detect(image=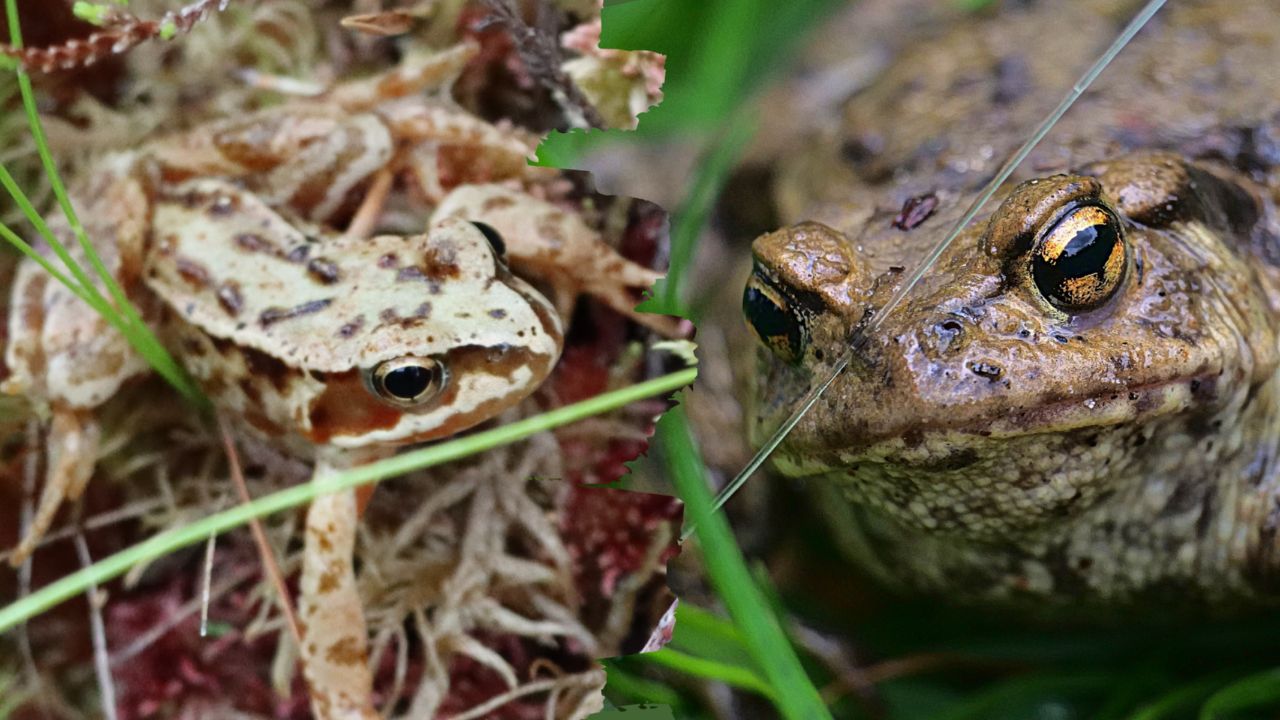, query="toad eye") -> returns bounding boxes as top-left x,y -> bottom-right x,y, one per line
1031,202 -> 1127,312
469,221 -> 507,262
743,276 -> 806,364
365,357 -> 448,407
